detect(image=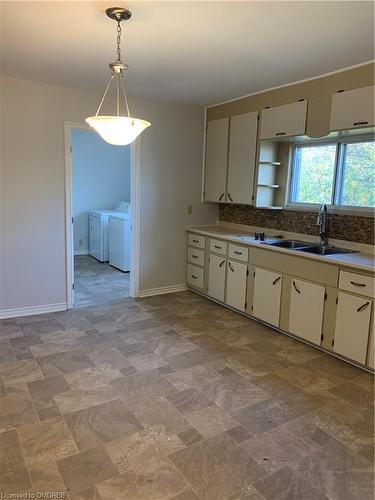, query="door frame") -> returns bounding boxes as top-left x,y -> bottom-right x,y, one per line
64,121 -> 141,308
